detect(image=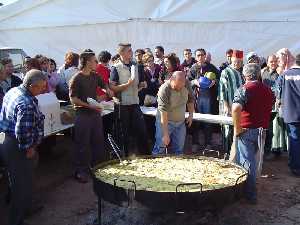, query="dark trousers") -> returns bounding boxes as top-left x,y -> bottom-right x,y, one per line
0,134 -> 33,225
74,112 -> 105,173
221,125 -> 233,154
287,123 -> 300,170
265,112 -> 277,153
118,104 -> 148,156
